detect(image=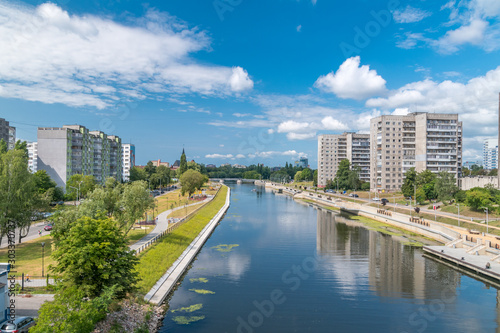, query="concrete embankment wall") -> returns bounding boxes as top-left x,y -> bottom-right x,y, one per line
144,187 -> 231,305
